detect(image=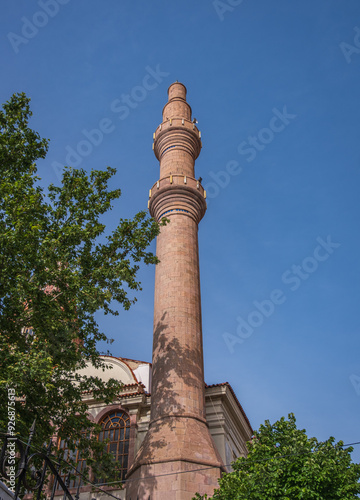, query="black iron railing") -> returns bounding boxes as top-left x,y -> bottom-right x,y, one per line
0,420 -> 80,500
